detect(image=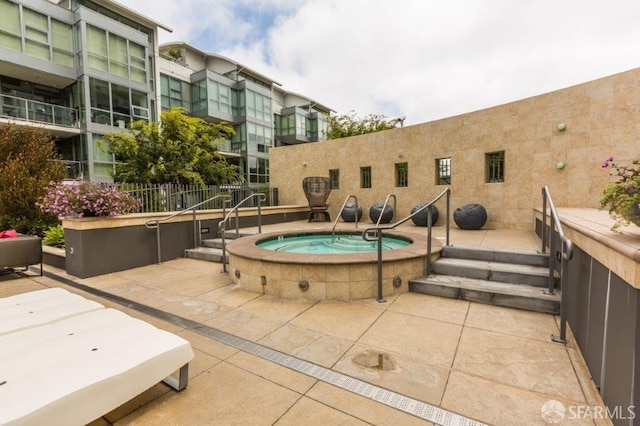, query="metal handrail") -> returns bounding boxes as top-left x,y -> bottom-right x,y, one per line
540,186 -> 573,344
218,193 -> 267,272
145,194 -> 232,264
331,195 -> 359,238
375,194 -> 397,227
362,188 -> 451,302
